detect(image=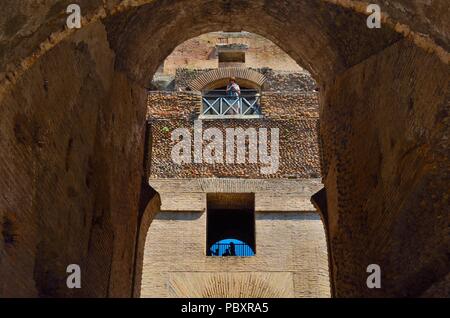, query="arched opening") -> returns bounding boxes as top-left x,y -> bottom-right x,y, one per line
142,30 -> 329,297
0,0 -> 448,298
